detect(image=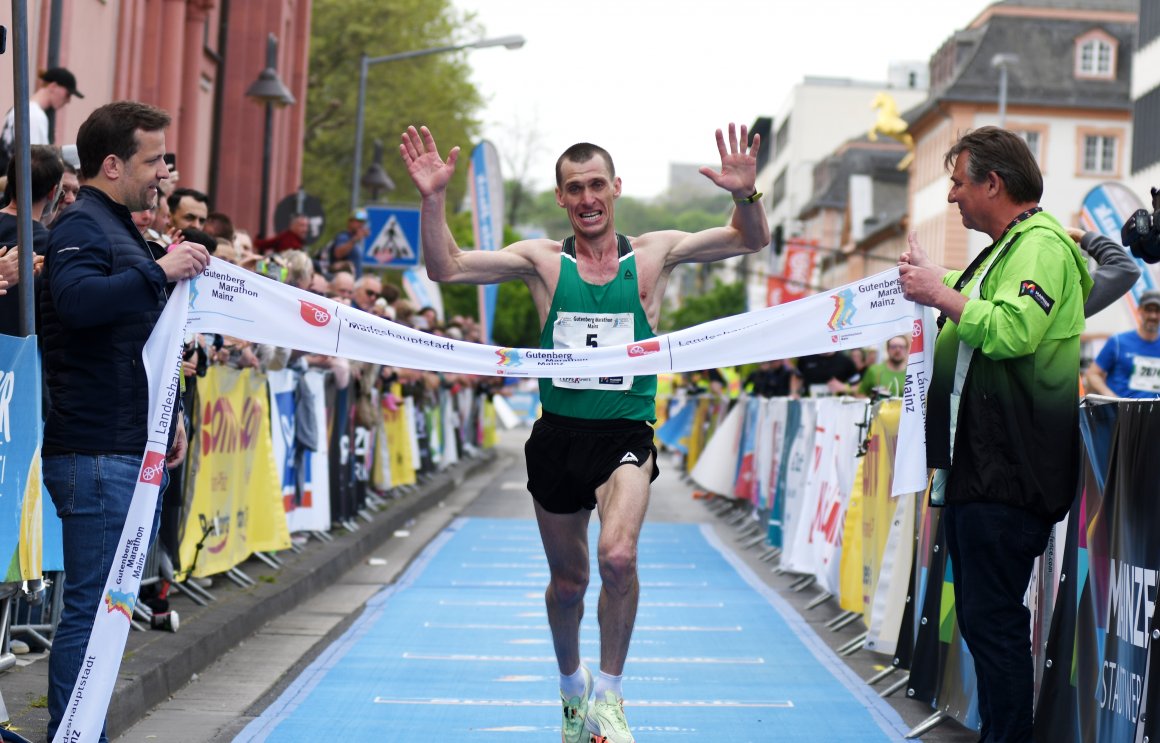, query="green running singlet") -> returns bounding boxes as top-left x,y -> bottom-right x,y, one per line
537,233 -> 657,421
